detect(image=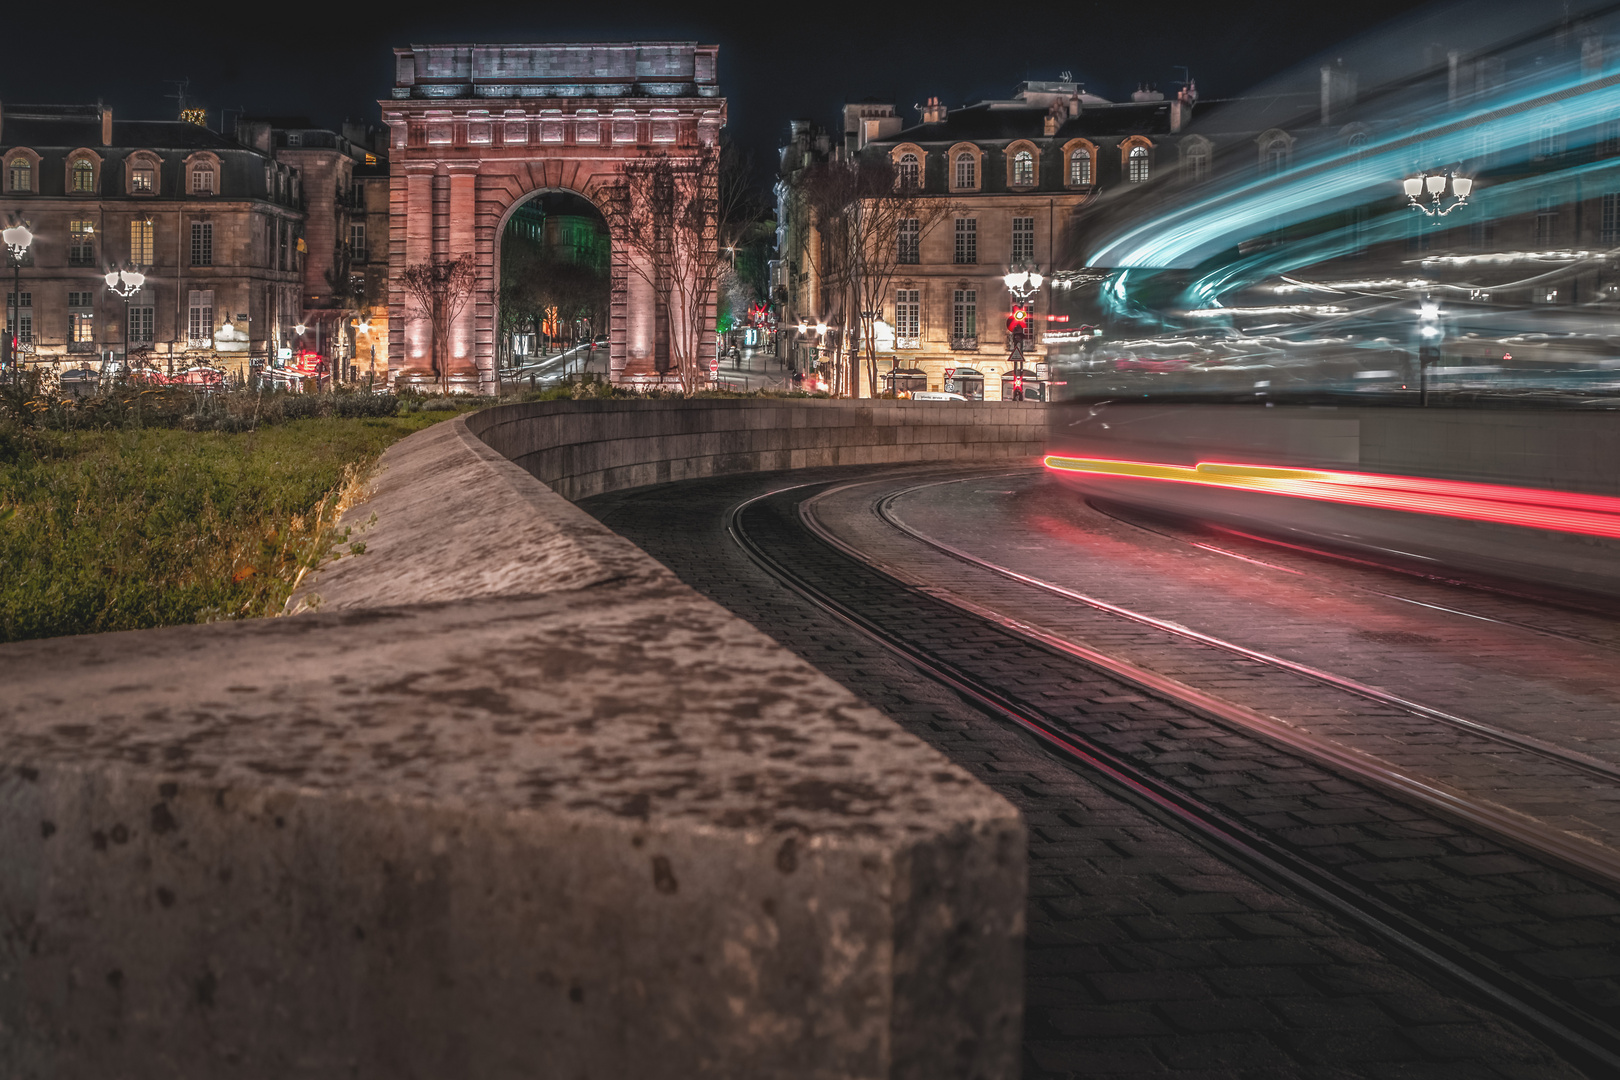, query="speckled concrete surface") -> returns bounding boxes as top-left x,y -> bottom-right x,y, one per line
0,411 -> 1027,1079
